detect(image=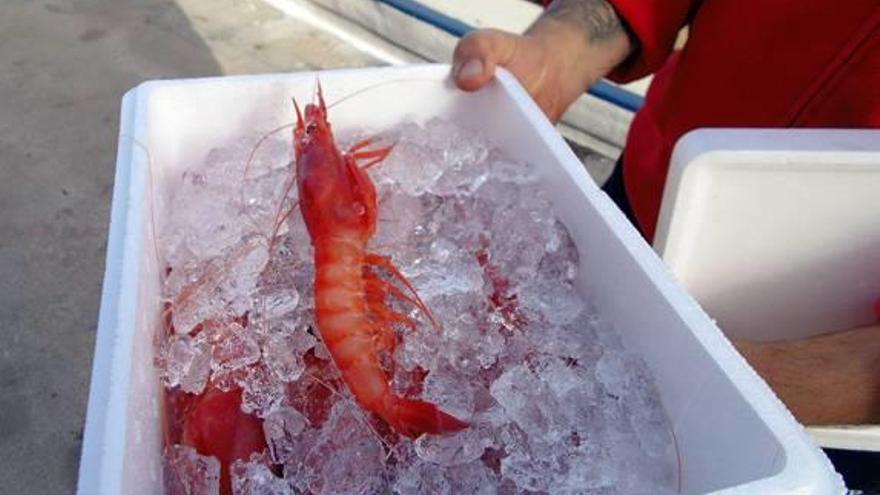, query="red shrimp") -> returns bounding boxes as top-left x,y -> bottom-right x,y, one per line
291,83 -> 468,438
166,383 -> 267,494
161,312 -> 269,495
